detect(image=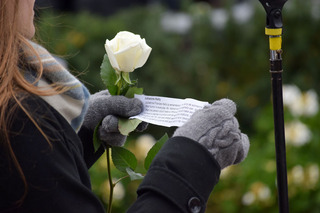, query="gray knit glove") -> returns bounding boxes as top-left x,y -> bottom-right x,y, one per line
173,98 -> 249,169
83,90 -> 148,147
